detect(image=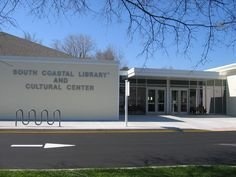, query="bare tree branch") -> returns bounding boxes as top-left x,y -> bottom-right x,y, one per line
1,0 -> 236,65
0,0 -> 19,27
23,31 -> 42,44
96,46 -> 123,62
52,34 -> 95,59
